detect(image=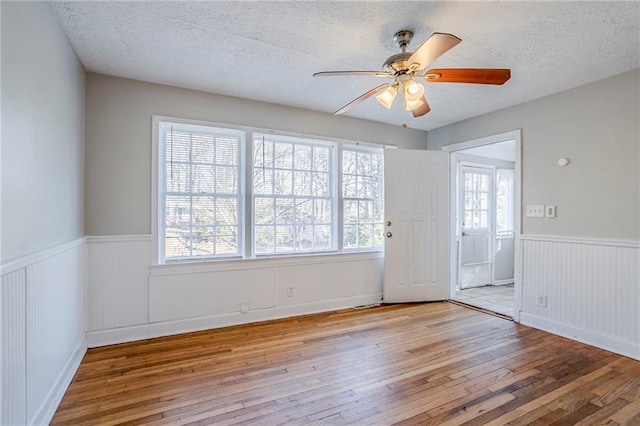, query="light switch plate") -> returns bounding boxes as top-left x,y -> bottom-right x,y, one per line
526,205 -> 545,217
545,205 -> 556,218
